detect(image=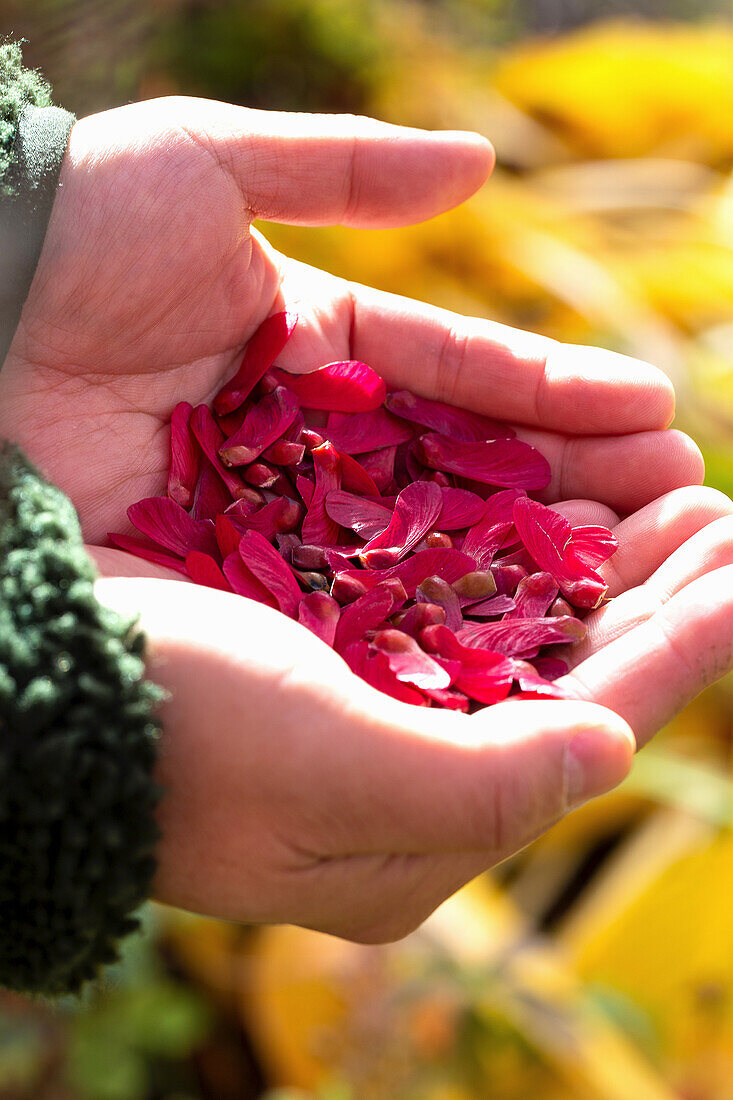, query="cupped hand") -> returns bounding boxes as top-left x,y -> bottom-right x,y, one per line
96,575 -> 636,941
90,484 -> 733,940
0,95 -> 701,544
